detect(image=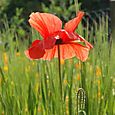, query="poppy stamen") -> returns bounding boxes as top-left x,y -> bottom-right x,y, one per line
55,39 -> 63,45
